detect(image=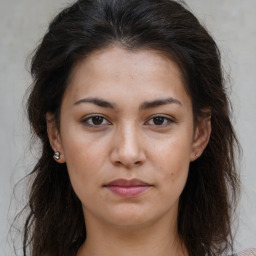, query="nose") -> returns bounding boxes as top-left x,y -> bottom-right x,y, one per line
110,123 -> 146,168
